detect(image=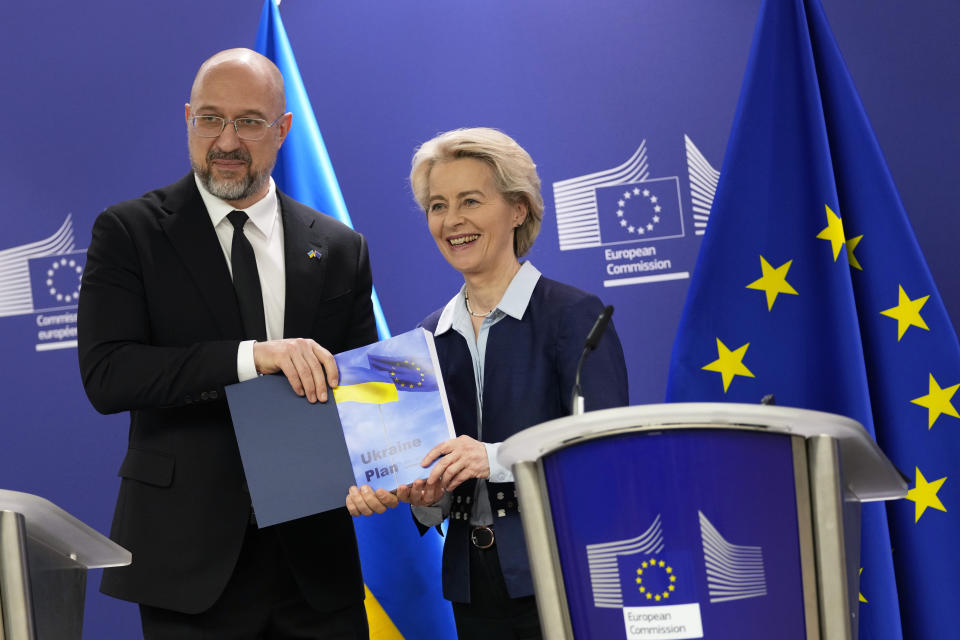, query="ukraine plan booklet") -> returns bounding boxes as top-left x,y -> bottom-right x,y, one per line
226,328 -> 456,526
